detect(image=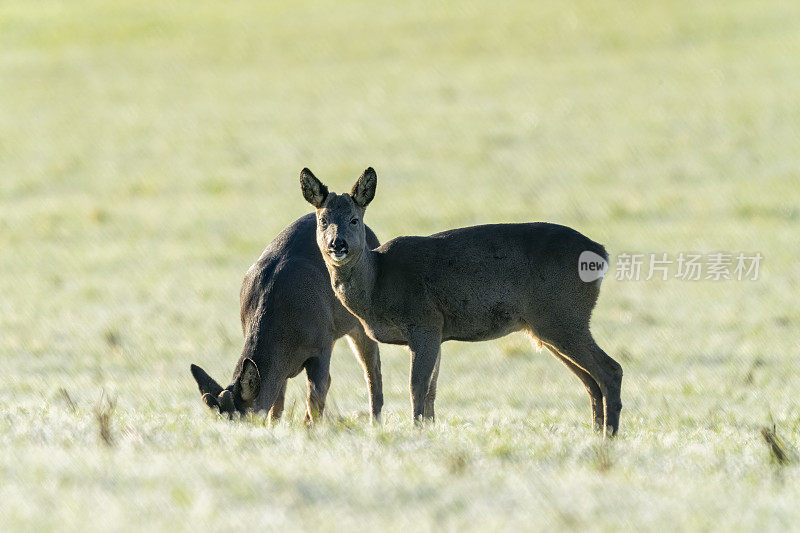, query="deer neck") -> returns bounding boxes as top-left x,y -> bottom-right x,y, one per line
328,249 -> 376,319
